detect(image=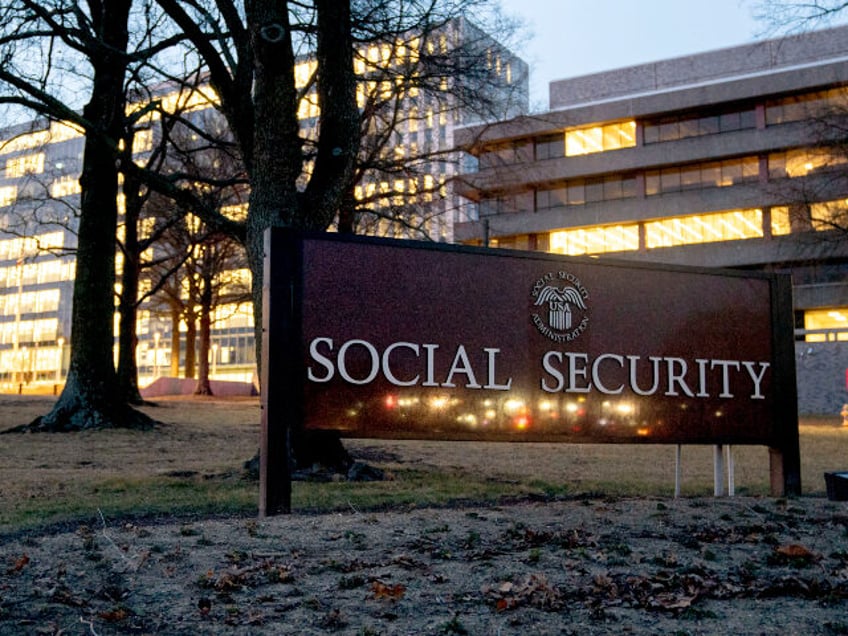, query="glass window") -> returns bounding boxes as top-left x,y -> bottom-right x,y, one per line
536,186 -> 567,210
584,178 -> 604,203
679,165 -> 701,190
770,206 -> 791,236
549,224 -> 639,256
643,124 -> 659,145
810,199 -> 848,231
5,152 -> 45,178
535,134 -> 564,161
679,118 -> 700,138
660,169 -> 680,193
645,171 -> 660,196
658,122 -> 678,142
566,181 -> 584,205
645,208 -> 763,248
700,162 -> 721,188
768,153 -> 787,178
603,176 -> 623,200
0,186 -> 16,207
566,126 -> 601,156
565,121 -> 636,156
698,116 -> 719,136
739,109 -> 757,129
742,156 -> 760,180
803,308 -> 848,342
620,175 -> 637,199
719,111 -> 741,132
721,160 -> 742,186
